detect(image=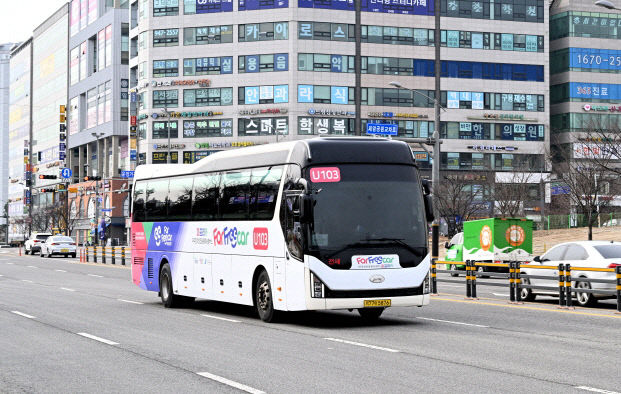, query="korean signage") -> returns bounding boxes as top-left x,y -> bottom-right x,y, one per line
367,112 -> 428,119
239,108 -> 287,115
583,104 -> 621,112
569,48 -> 621,71
194,141 -> 258,149
239,0 -> 288,10
183,151 -> 218,163
573,143 -> 620,160
244,54 -> 288,72
183,119 -> 233,137
244,85 -> 288,105
308,109 -> 355,117
151,111 -> 224,119
152,152 -> 179,164
298,0 -> 434,15
196,0 -> 233,13
447,91 -> 484,110
151,79 -> 211,88
570,82 -> 621,101
239,117 -> 288,136
366,123 -> 398,136
467,145 -> 518,152
153,143 -> 186,150
298,85 -> 348,104
499,124 -> 544,141
298,117 -> 352,135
